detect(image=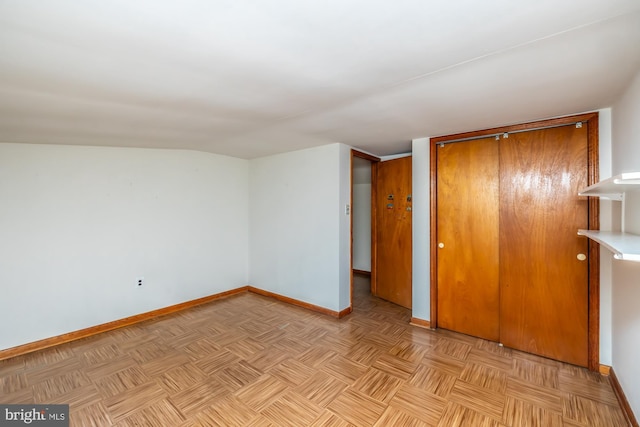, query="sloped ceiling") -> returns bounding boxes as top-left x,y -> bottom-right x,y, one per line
1,1 -> 639,159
